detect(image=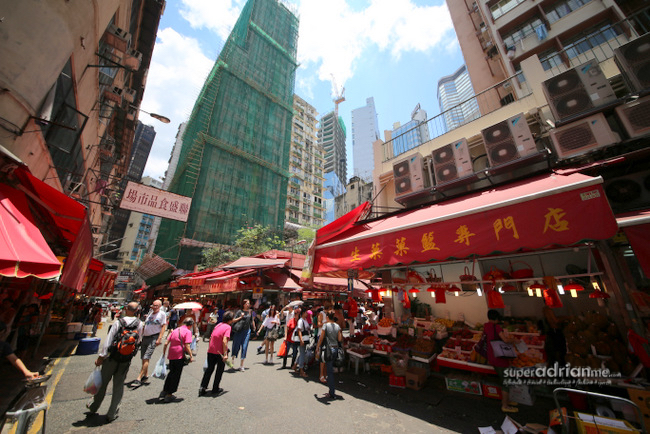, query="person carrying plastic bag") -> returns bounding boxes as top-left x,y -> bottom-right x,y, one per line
152,355 -> 167,380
